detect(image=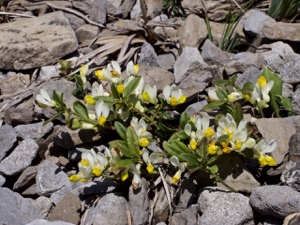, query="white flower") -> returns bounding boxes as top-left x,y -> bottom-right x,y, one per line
126,61 -> 139,76
105,147 -> 121,164
121,163 -> 142,189
227,89 -> 244,103
247,76 -> 274,108
35,89 -> 56,108
141,84 -> 158,104
94,61 -> 122,84
130,117 -> 152,147
170,156 -> 186,184
255,139 -> 277,166
69,149 -> 108,182
85,83 -> 109,106
80,64 -> 88,84
142,148 -> 163,174
95,100 -> 110,126
163,84 -> 186,106
184,115 -> 215,150
207,88 -> 221,102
